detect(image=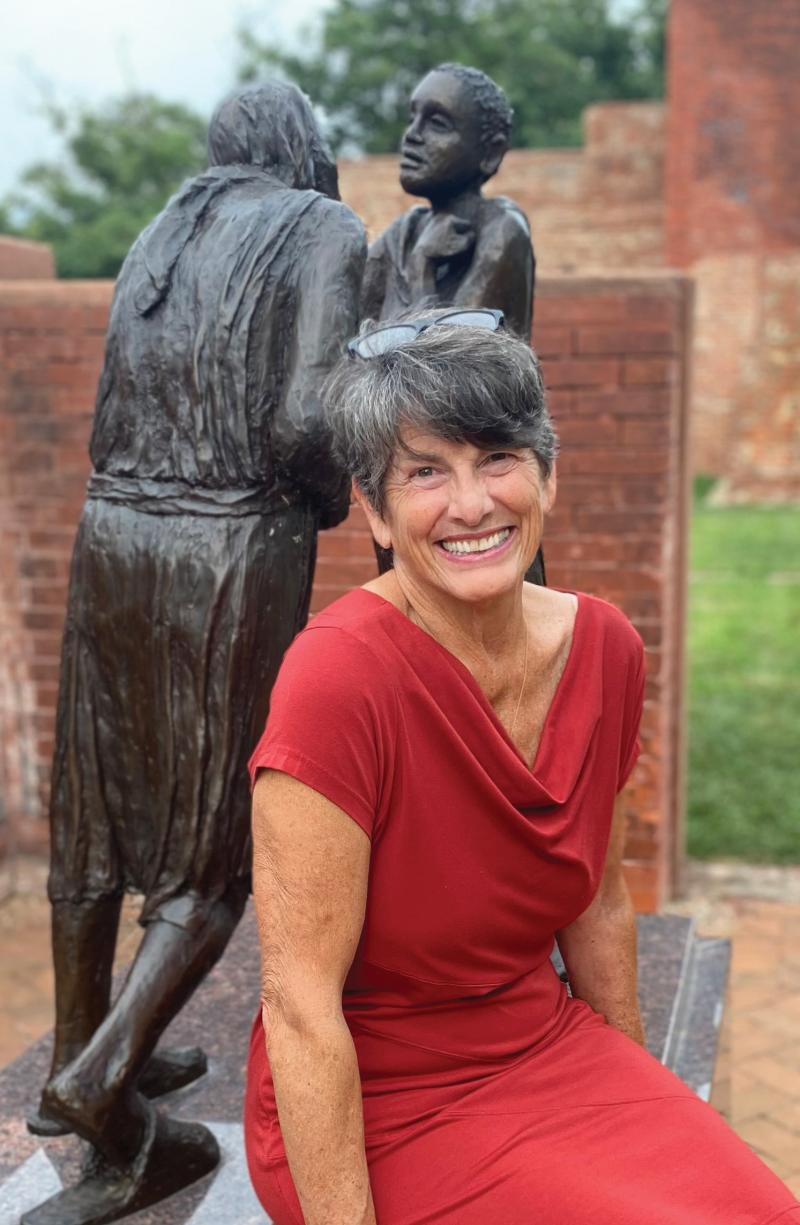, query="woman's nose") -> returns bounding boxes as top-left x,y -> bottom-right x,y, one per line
448,476 -> 494,526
